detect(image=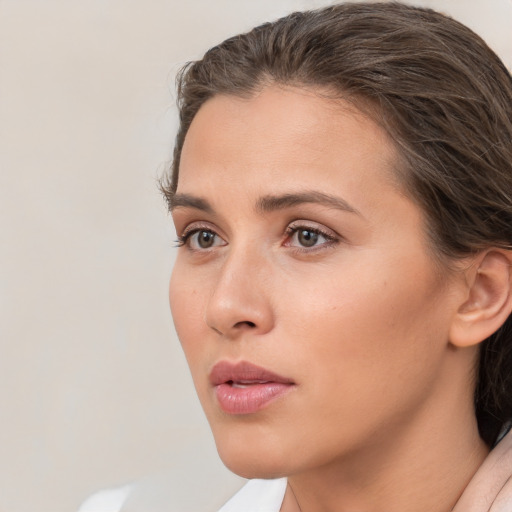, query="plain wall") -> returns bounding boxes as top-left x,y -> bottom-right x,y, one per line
1,1 -> 511,510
